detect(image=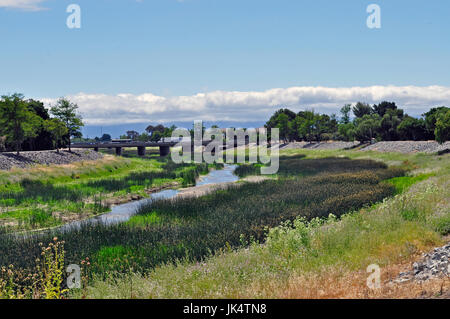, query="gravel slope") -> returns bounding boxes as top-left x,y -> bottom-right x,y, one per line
360,141 -> 450,153
280,141 -> 450,153
0,149 -> 103,170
